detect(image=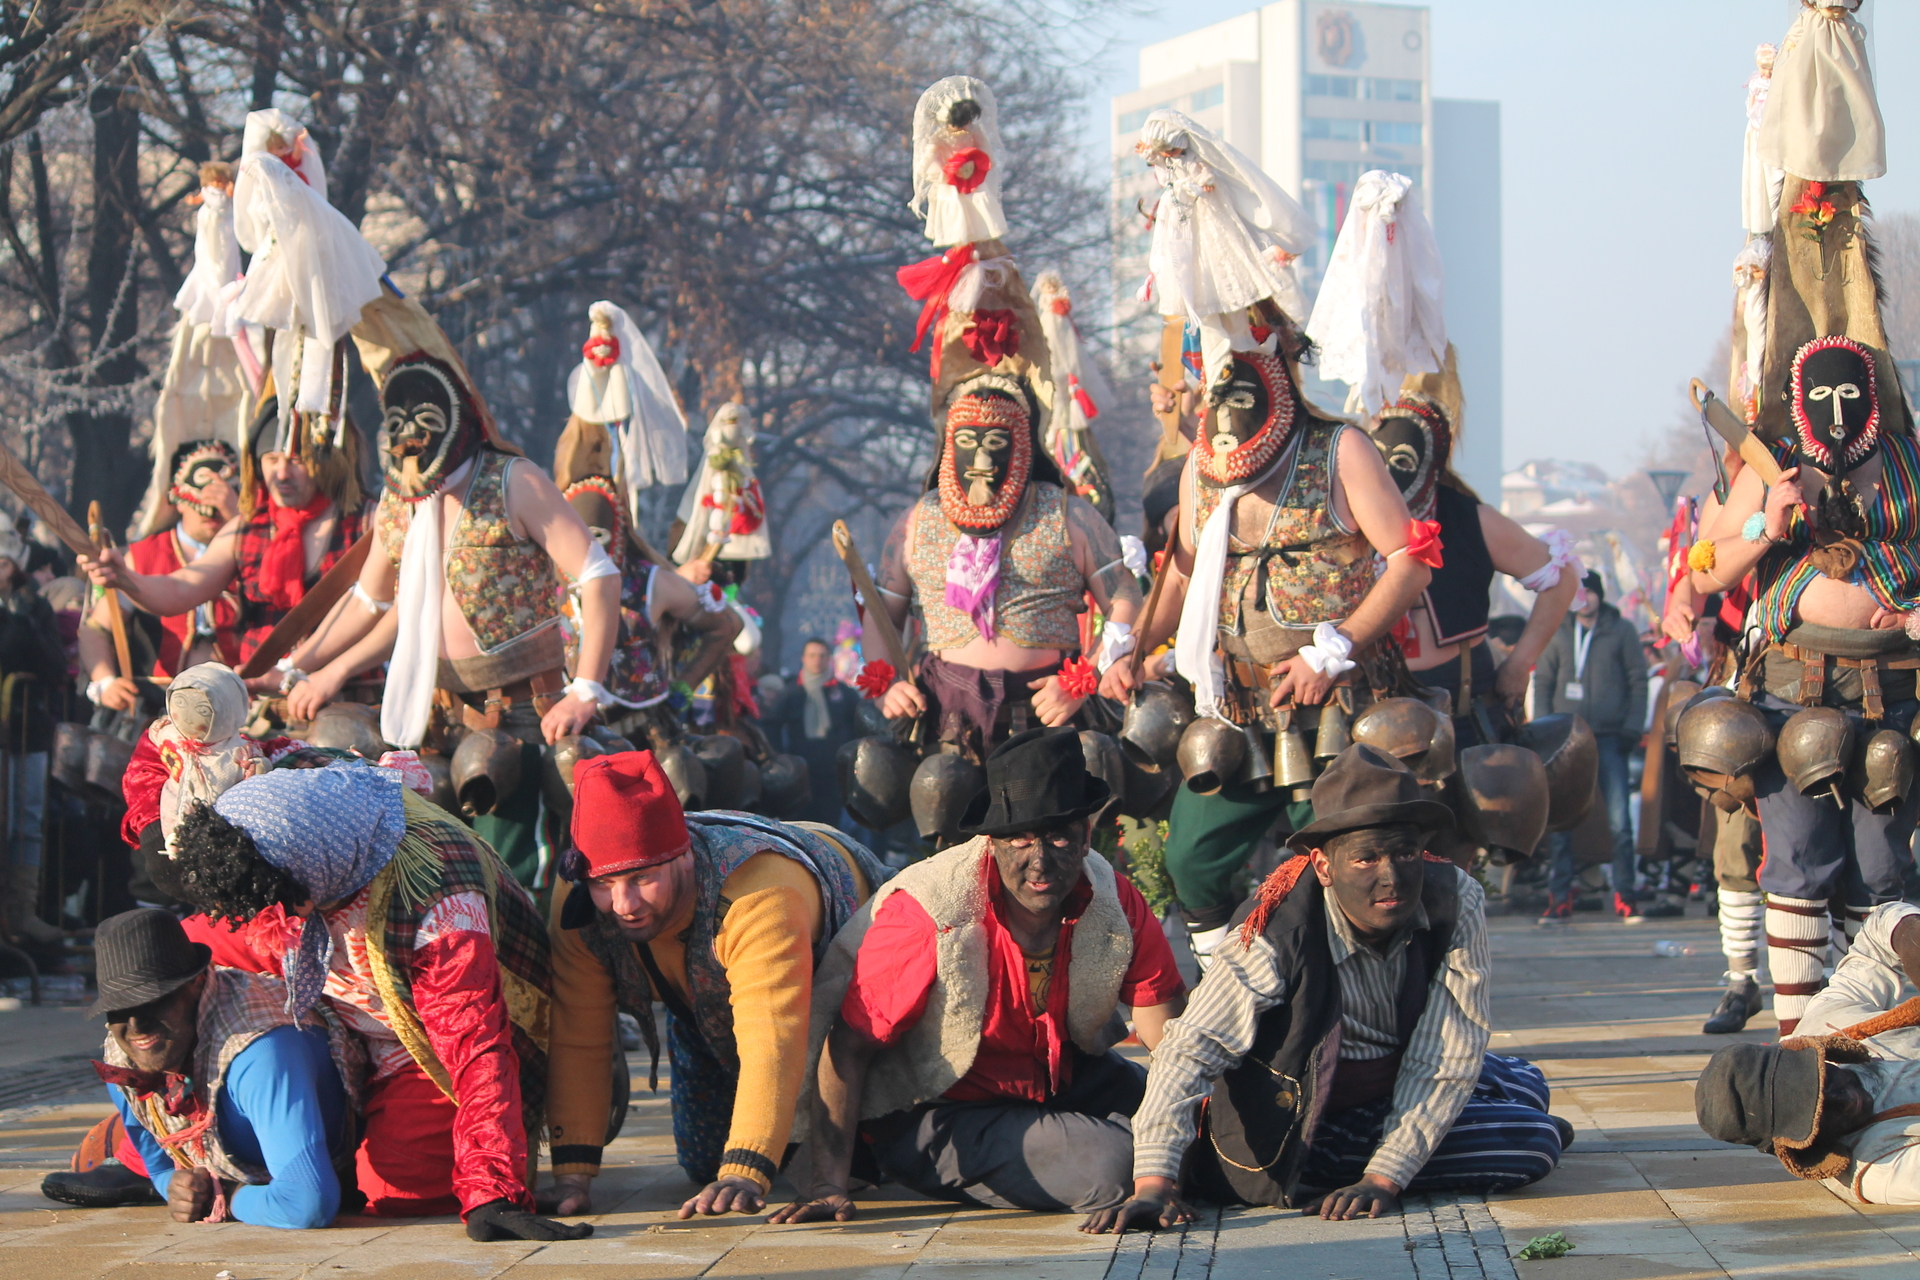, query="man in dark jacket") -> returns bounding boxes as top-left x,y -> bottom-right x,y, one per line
763,638 -> 862,825
1532,572 -> 1656,919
